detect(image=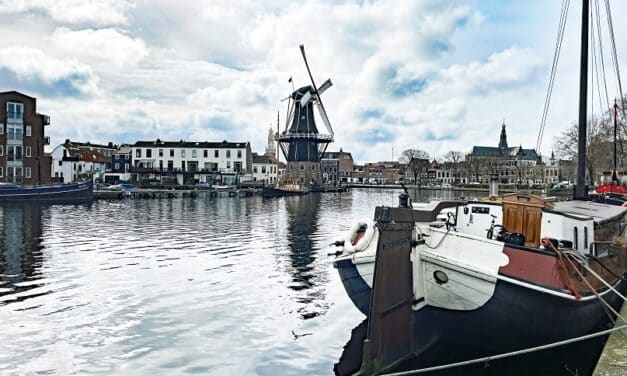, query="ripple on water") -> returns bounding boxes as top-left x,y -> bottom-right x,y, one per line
0,189 -> 480,374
